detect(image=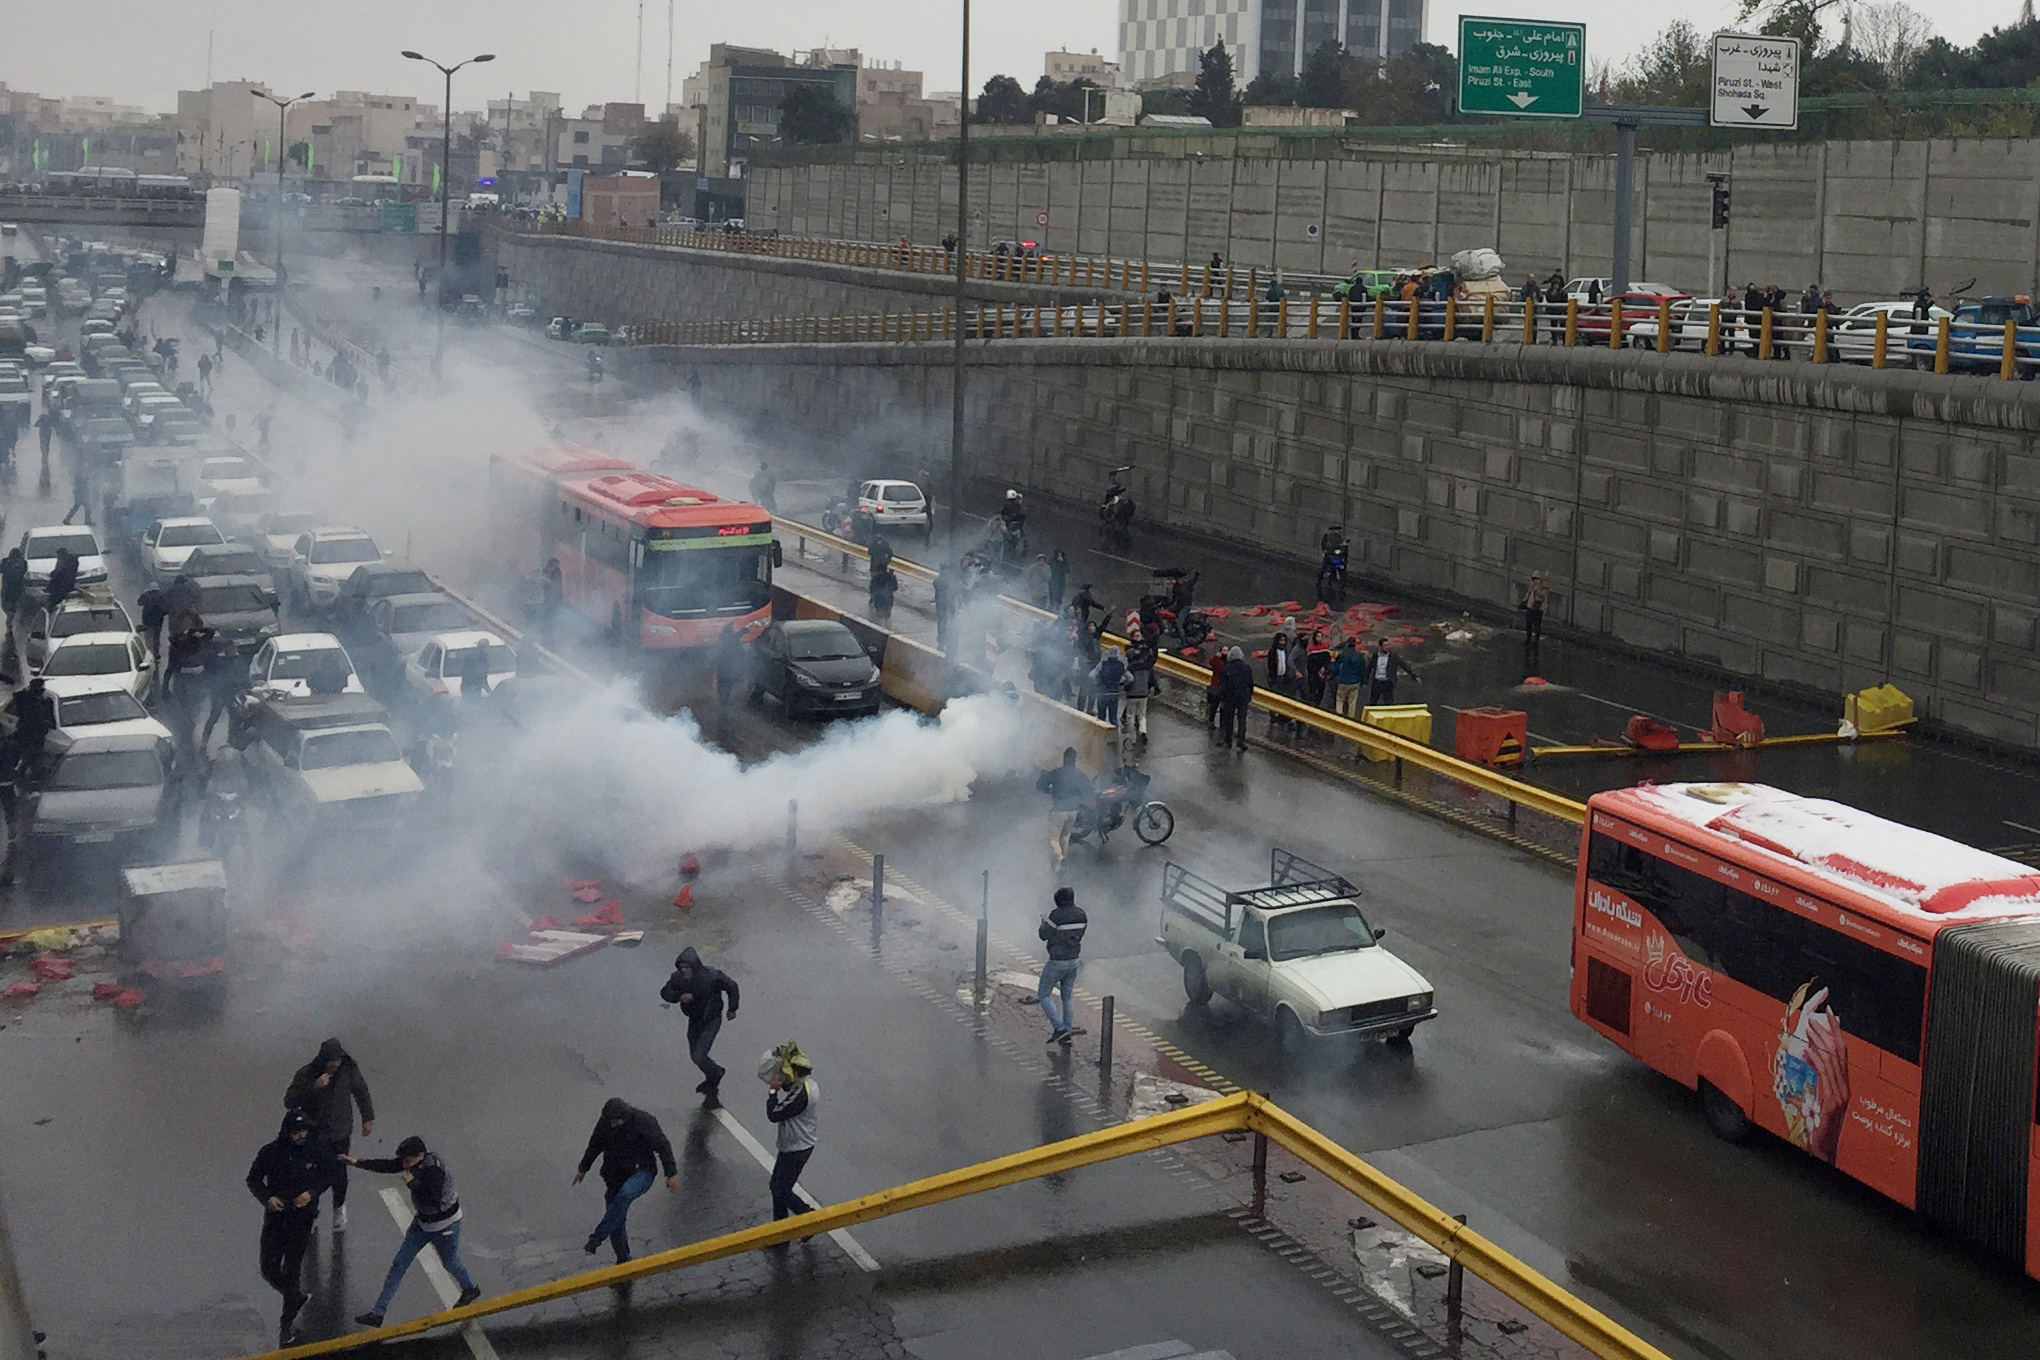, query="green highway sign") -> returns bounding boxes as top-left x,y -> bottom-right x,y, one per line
1458,15 -> 1586,119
